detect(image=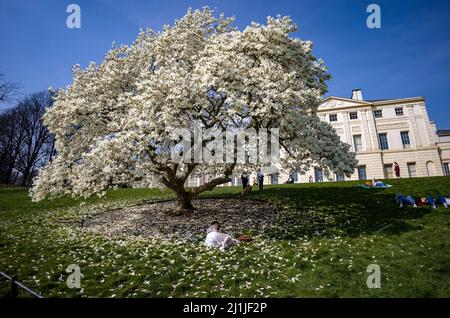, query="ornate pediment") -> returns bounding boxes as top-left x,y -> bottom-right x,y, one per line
318,97 -> 371,110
